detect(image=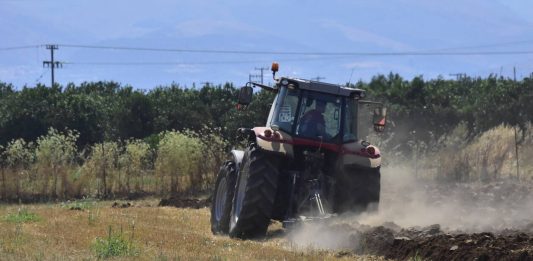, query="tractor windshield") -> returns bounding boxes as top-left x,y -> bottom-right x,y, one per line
270,87 -> 347,143
269,87 -> 300,133
295,92 -> 341,141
